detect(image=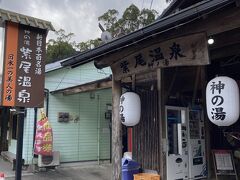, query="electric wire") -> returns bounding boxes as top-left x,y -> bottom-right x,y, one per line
150,0 -> 154,10
53,67 -> 71,91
